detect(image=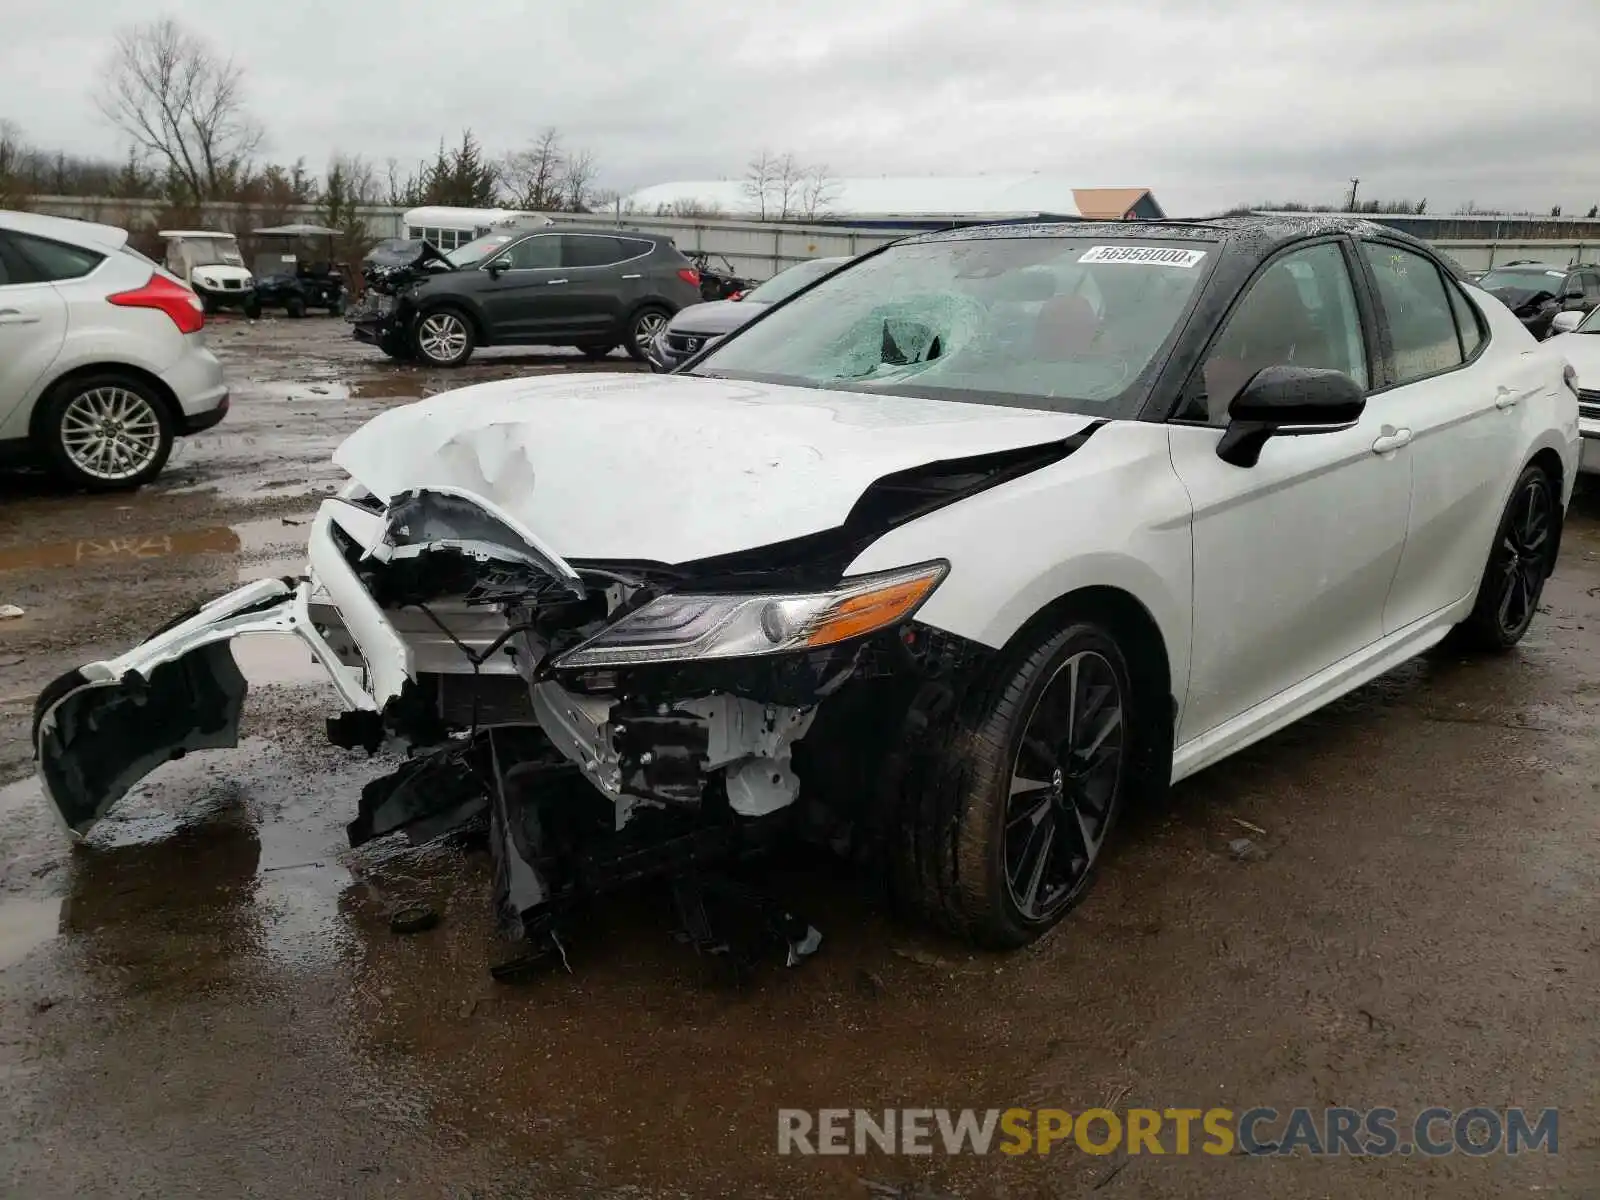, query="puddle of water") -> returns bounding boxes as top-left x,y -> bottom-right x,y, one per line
0,515 -> 314,575
0,896 -> 62,970
247,380 -> 353,404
